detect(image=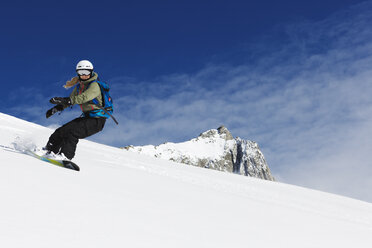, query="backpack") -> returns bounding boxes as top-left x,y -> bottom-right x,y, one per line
76,80 -> 119,125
